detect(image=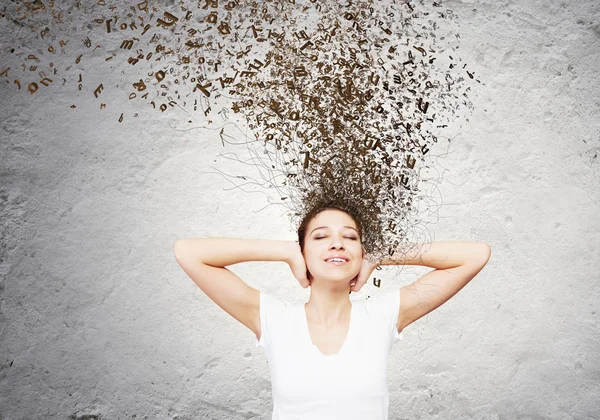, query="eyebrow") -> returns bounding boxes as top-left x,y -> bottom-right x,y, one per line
310,226 -> 359,235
